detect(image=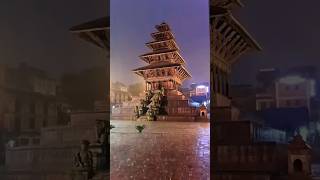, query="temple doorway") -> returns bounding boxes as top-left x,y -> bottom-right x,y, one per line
293,159 -> 303,172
